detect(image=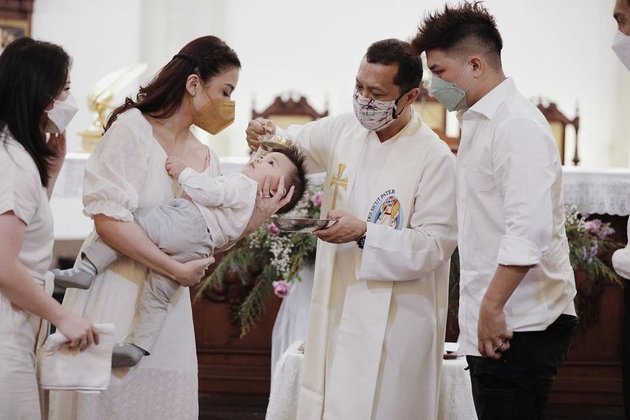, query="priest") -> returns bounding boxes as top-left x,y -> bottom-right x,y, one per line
246,38 -> 457,420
